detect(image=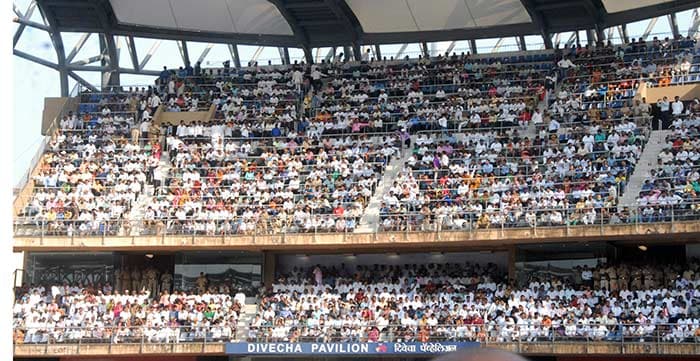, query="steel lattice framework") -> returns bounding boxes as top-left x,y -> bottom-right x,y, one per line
12,0 -> 700,96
